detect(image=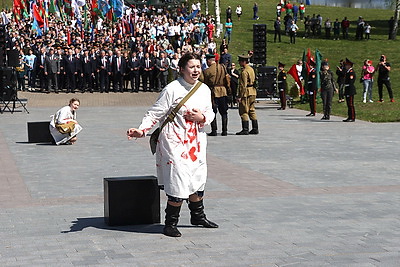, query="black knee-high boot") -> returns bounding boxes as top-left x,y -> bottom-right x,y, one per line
163,203 -> 182,237
208,118 -> 217,136
188,200 -> 218,228
221,115 -> 228,136
249,120 -> 259,135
